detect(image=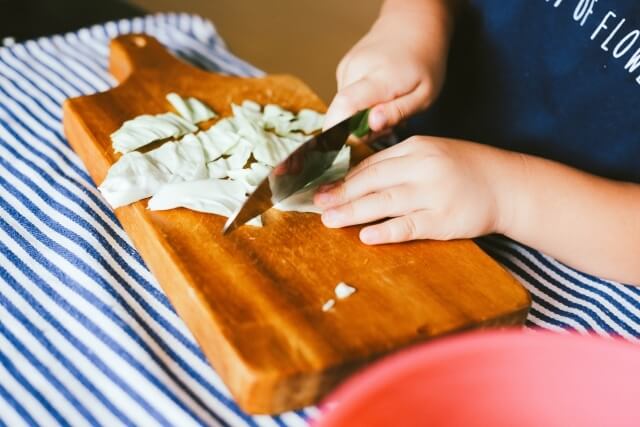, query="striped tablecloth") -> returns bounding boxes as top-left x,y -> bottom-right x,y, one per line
0,12 -> 638,427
